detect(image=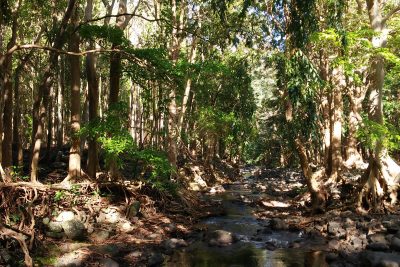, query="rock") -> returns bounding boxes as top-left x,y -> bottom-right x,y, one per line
48,221 -> 63,233
383,221 -> 400,234
62,219 -> 85,240
117,220 -> 135,233
42,217 -> 50,225
91,230 -> 110,243
361,251 -> 400,267
328,221 -> 346,238
207,230 -> 238,247
56,211 -> 75,222
162,238 -> 188,254
366,242 -> 389,252
270,218 -> 288,230
97,207 -> 121,224
98,258 -> 119,267
265,242 -> 277,250
390,237 -> 400,252
189,182 -> 201,191
368,233 -> 388,245
350,236 -> 364,250
126,201 -> 140,218
328,239 -> 341,251
45,231 -> 64,239
55,250 -> 86,267
148,252 -> 164,266
0,249 -> 12,263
